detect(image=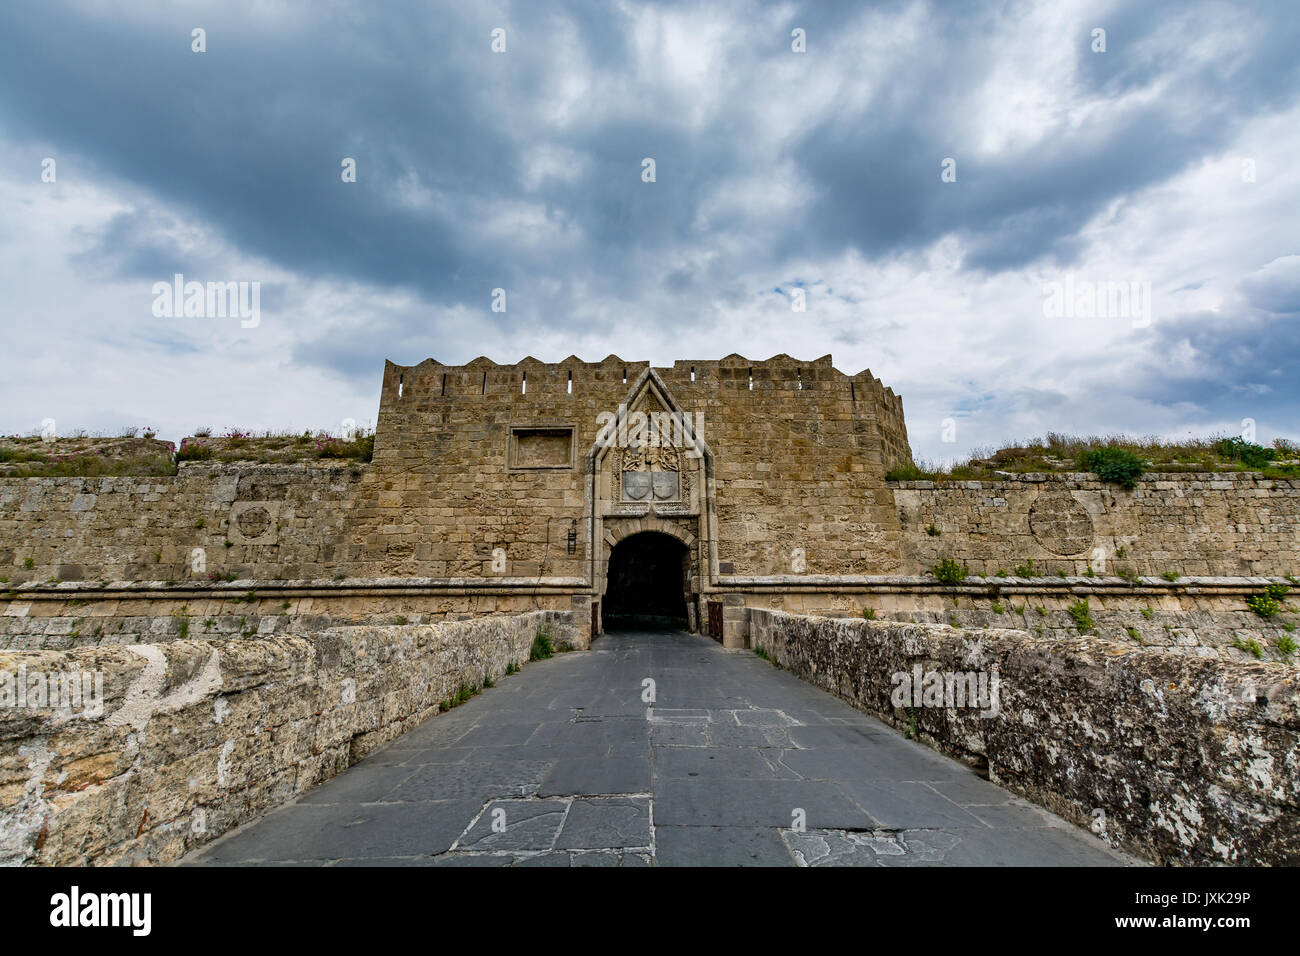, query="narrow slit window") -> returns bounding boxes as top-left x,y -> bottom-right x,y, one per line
481,372 -> 486,394
398,375 -> 403,398
691,366 -> 696,382
797,368 -> 803,390
522,371 -> 527,394
567,370 -> 572,394
440,373 -> 446,396
622,367 -> 627,384
748,368 -> 753,391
